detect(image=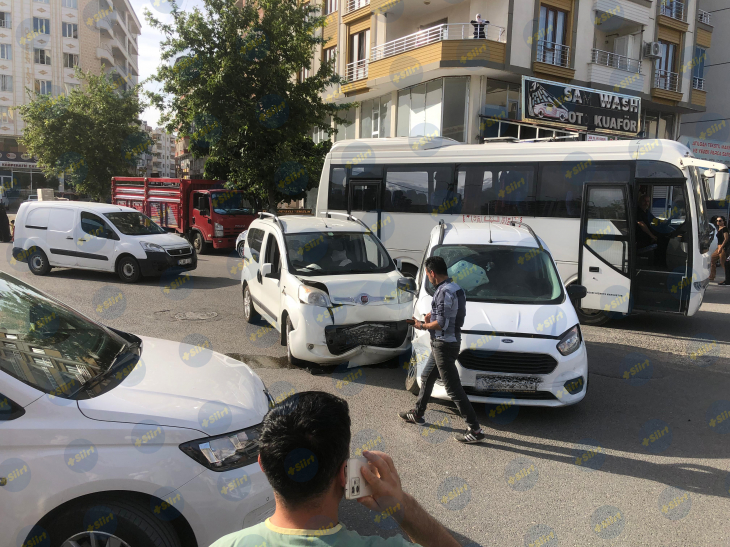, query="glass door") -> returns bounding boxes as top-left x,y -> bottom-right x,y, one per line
349,181 -> 381,236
